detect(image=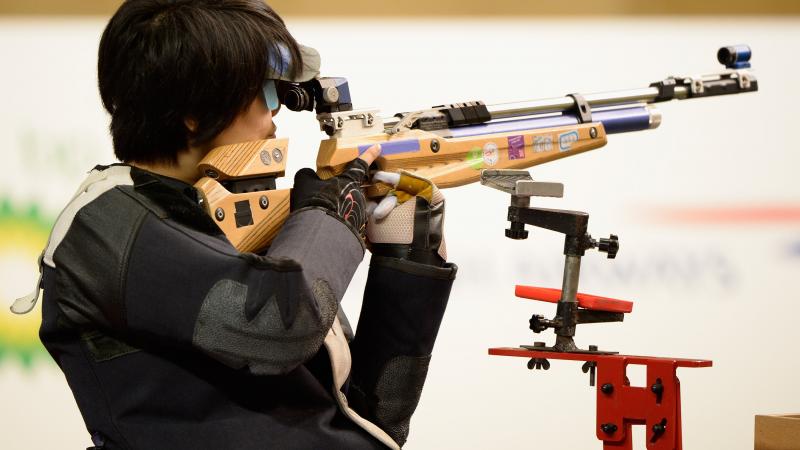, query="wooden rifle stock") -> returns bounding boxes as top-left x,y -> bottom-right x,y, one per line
194,139 -> 291,253
195,122 -> 608,252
